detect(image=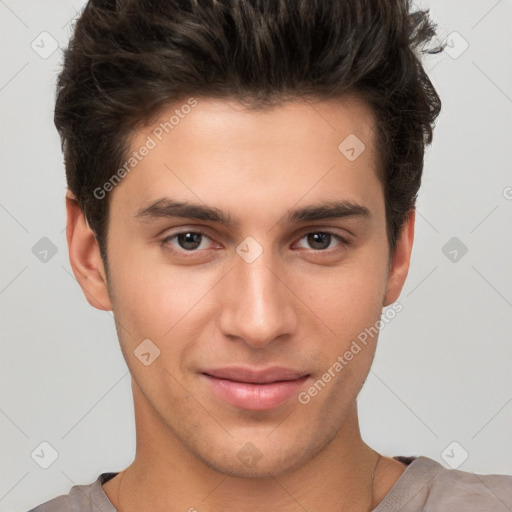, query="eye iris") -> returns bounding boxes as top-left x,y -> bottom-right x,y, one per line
177,232 -> 202,250
307,233 -> 331,250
